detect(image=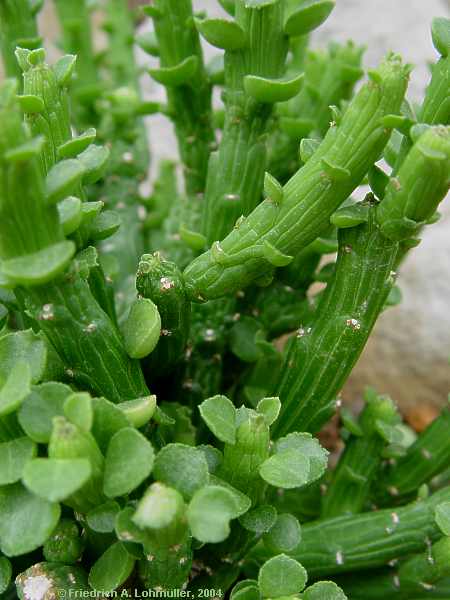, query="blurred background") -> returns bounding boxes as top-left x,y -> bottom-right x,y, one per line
11,0 -> 450,423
